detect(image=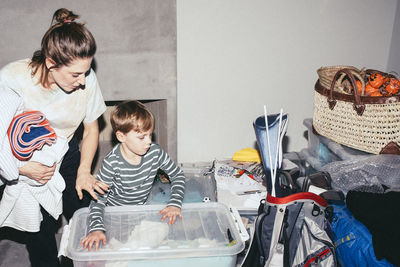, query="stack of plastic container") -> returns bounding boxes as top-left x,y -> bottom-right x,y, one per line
300,118 -> 370,171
